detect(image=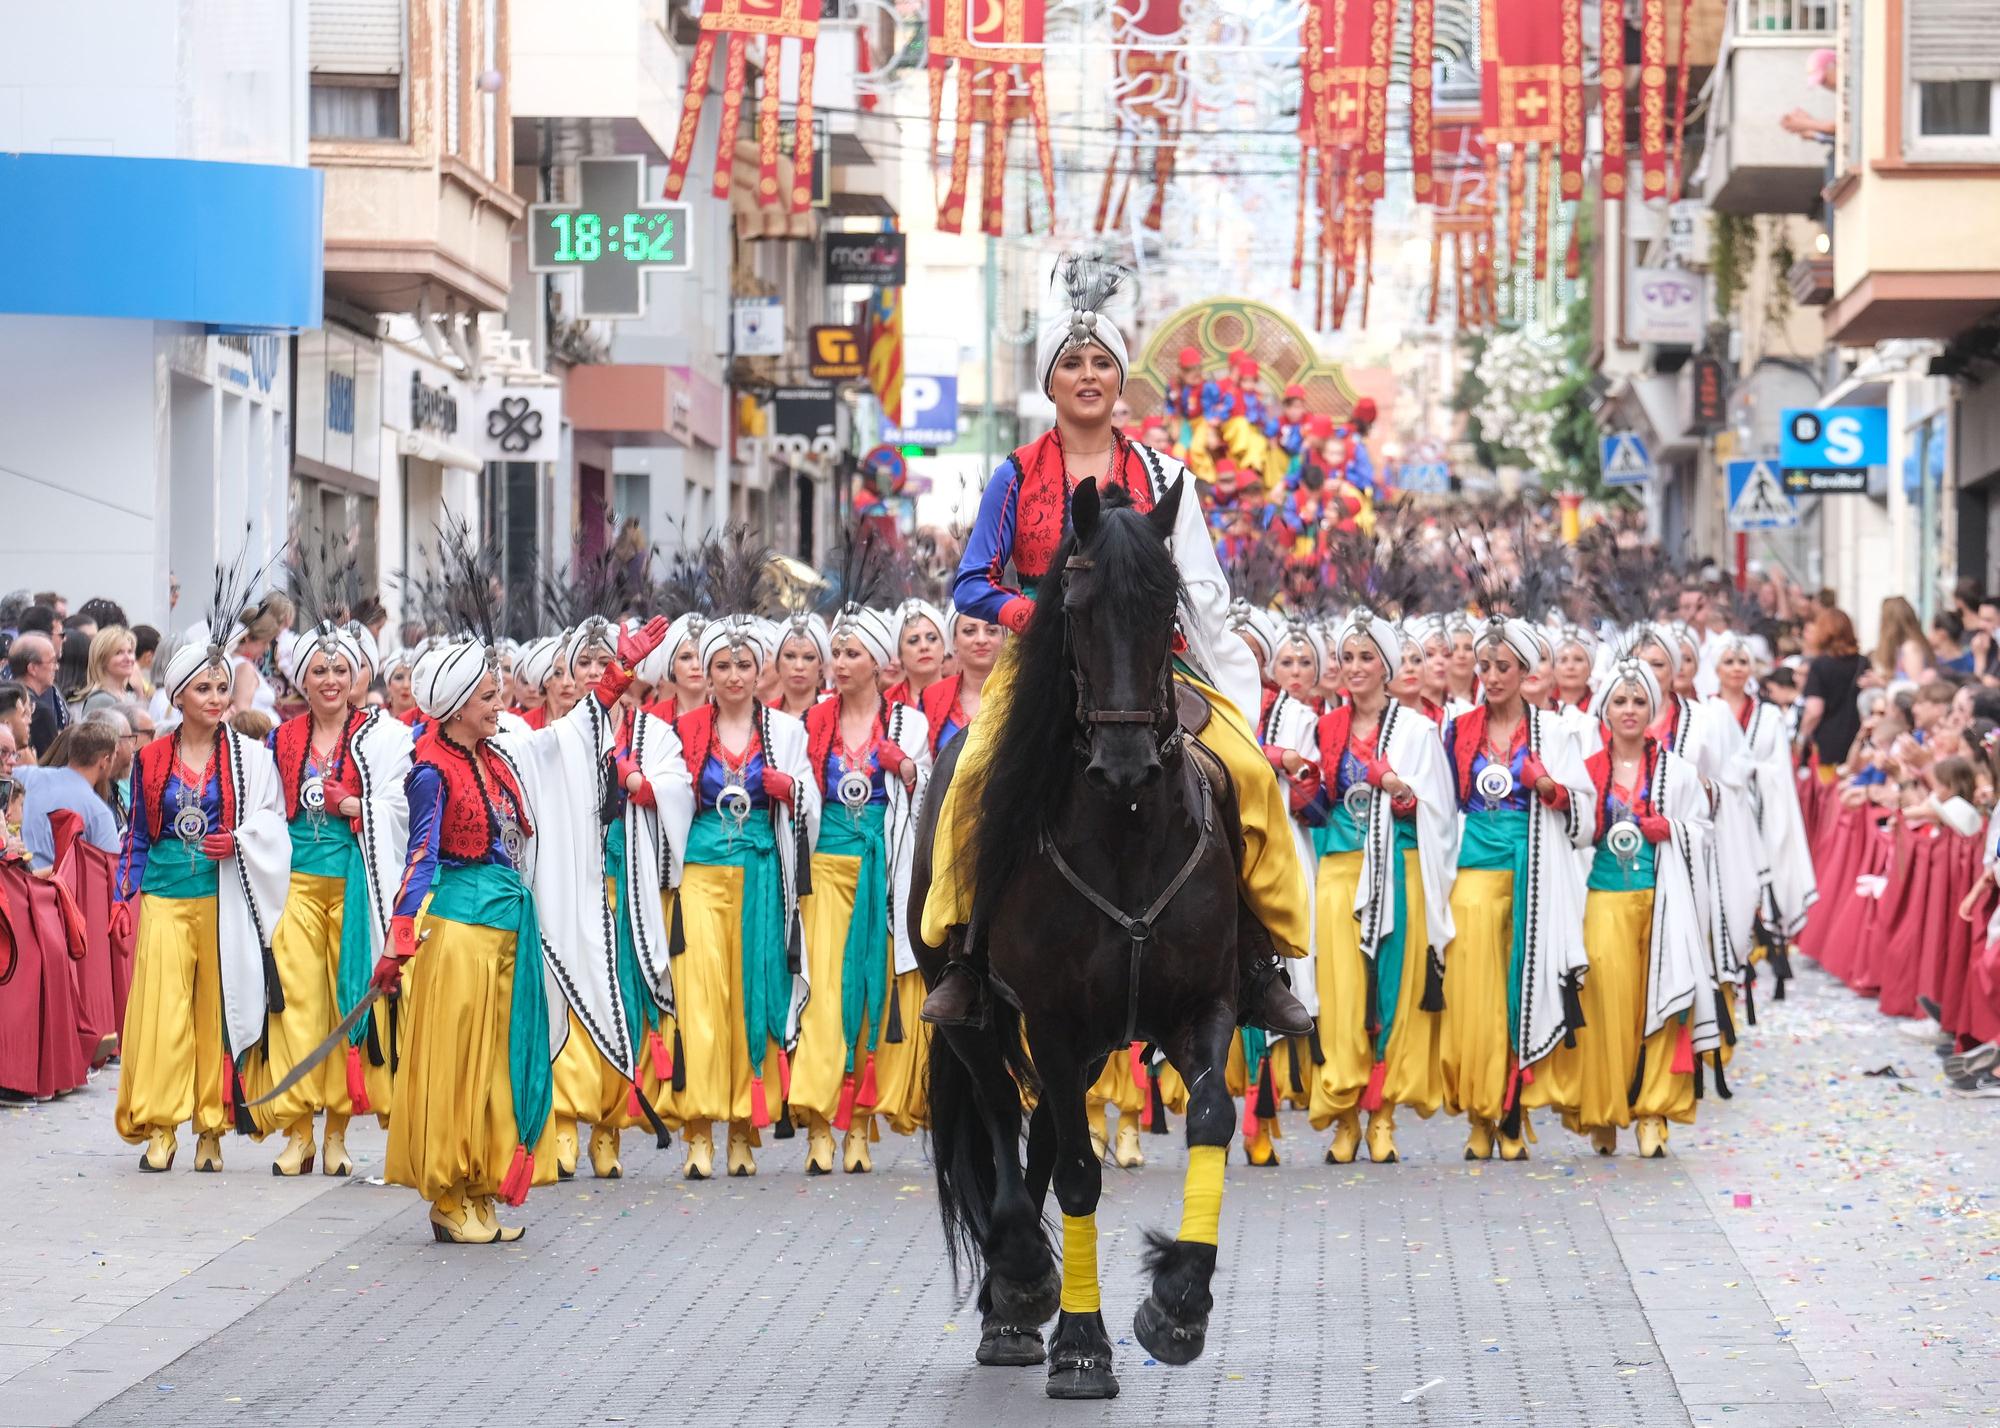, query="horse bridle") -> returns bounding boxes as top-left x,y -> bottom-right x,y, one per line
1062,554 -> 1183,759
